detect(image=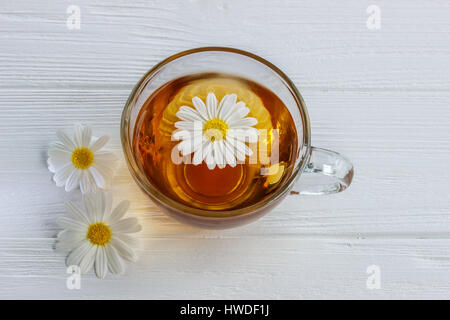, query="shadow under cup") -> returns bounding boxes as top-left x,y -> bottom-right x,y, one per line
121,47 -> 349,229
